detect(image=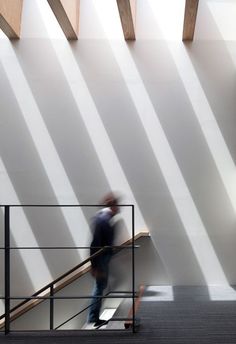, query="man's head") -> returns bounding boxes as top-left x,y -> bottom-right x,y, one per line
101,192 -> 120,215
